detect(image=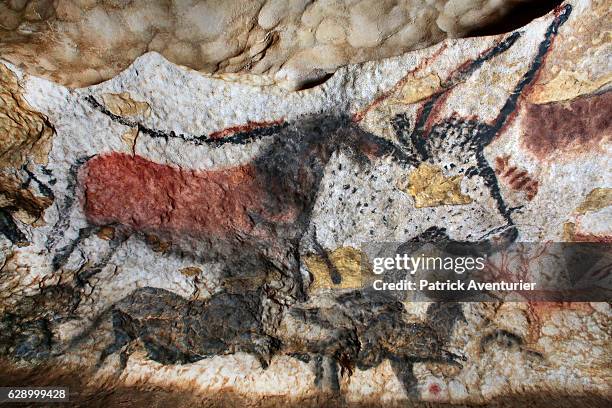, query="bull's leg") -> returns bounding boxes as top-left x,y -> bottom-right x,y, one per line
426,302 -> 465,343
97,309 -> 135,370
313,354 -> 341,394
51,225 -> 98,272
390,359 -> 419,398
